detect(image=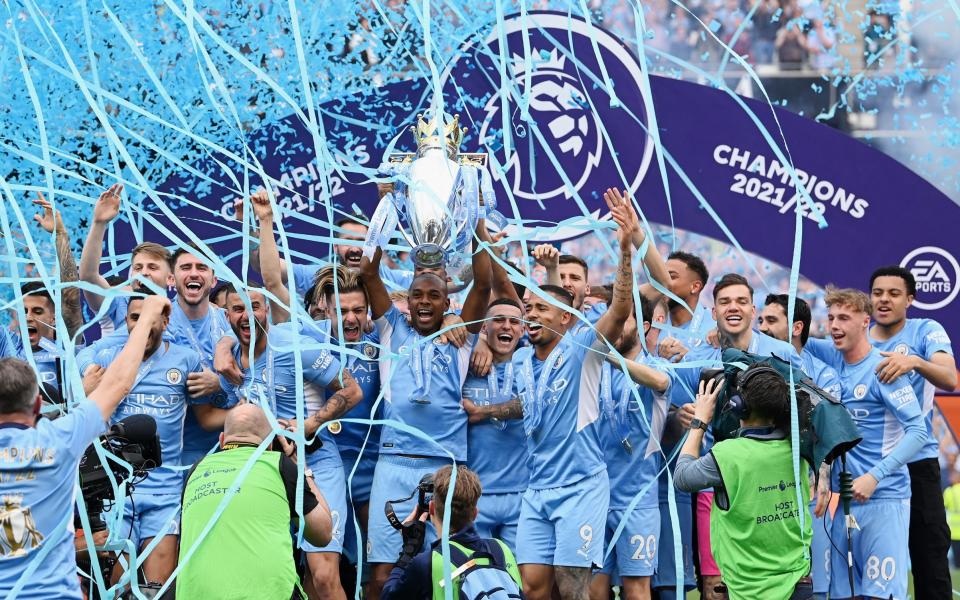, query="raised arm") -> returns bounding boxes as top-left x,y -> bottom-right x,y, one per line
607,354 -> 670,393
594,188 -> 635,344
459,219 -> 493,334
532,244 -> 562,287
479,226 -> 522,305
358,249 -> 392,320
609,195 -> 669,303
33,193 -> 82,344
88,295 -> 171,420
79,184 -> 123,313
250,190 -> 291,324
